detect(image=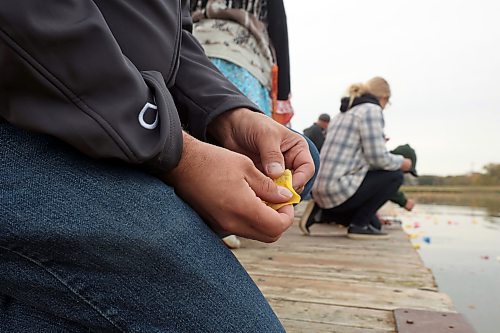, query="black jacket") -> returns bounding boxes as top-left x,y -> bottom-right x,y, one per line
303,123 -> 326,152
0,0 -> 258,174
